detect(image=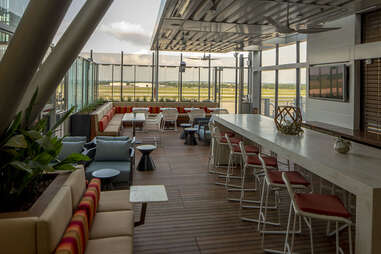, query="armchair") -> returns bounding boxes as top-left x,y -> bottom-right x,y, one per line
162,109 -> 178,131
